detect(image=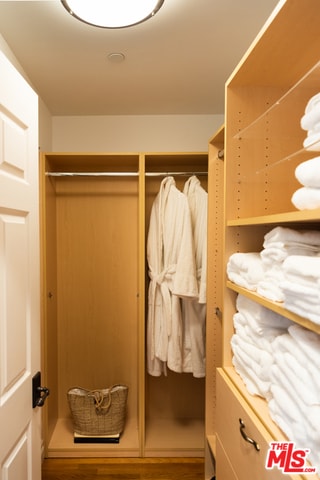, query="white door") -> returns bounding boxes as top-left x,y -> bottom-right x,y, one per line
0,51 -> 41,480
